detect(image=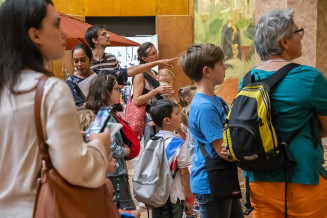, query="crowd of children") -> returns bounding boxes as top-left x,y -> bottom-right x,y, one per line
72,40 -> 244,218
